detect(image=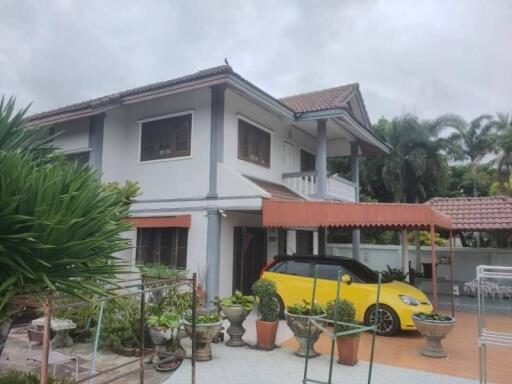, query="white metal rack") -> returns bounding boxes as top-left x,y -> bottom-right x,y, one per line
477,265 -> 512,383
